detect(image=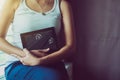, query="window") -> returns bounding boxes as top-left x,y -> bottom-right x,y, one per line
0,0 -> 11,66
0,28 -> 13,66
0,1 -> 12,79
0,0 -> 5,11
